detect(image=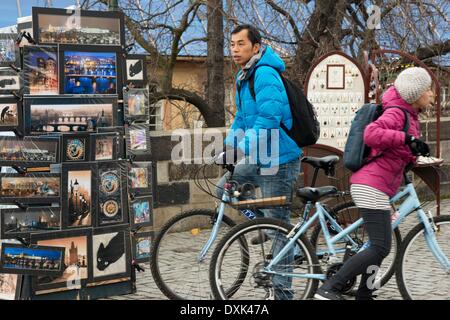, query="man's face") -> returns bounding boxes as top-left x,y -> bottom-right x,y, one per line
230,29 -> 260,68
